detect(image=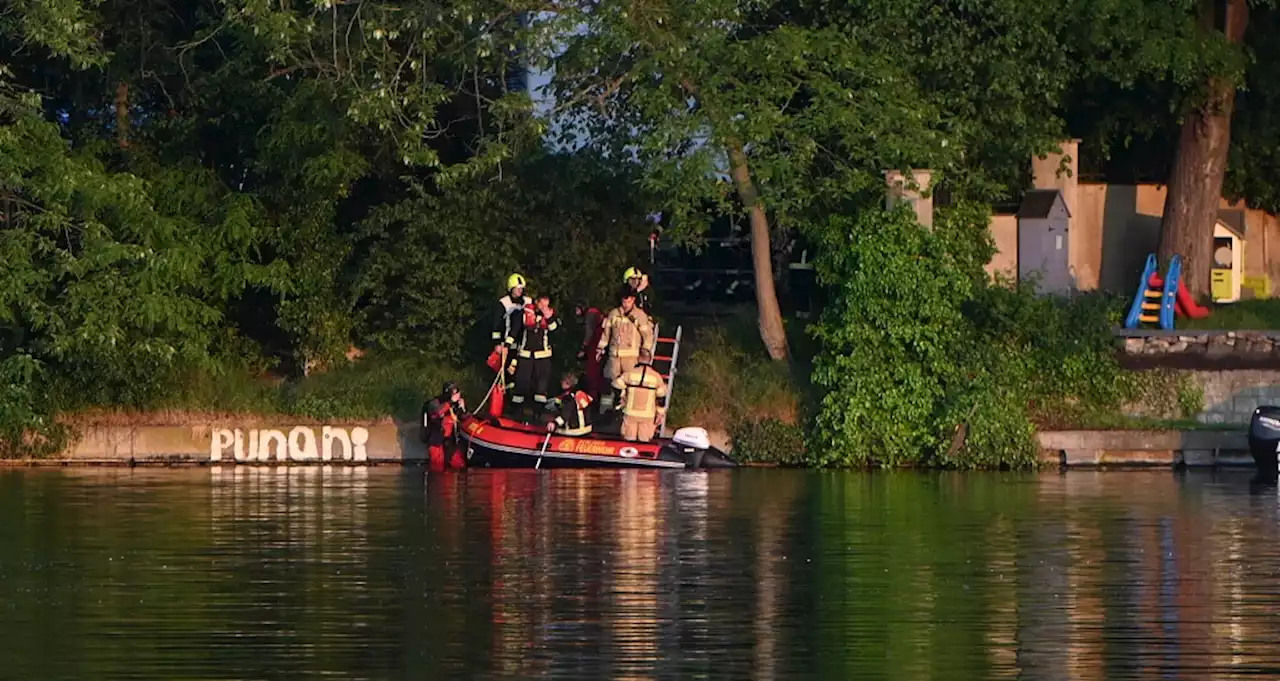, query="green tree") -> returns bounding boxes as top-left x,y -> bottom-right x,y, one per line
540,0 -> 963,360
353,151 -> 652,360
809,203 -> 1137,467
1062,0 -> 1265,298
1225,4 -> 1280,213
0,0 -> 286,452
1155,0 -> 1250,299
